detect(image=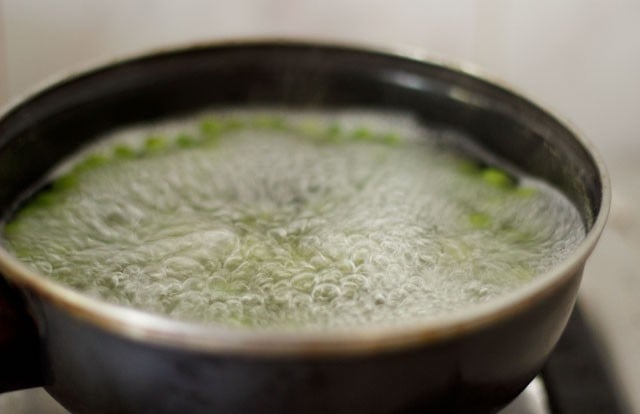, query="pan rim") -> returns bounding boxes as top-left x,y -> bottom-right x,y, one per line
0,38 -> 611,356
